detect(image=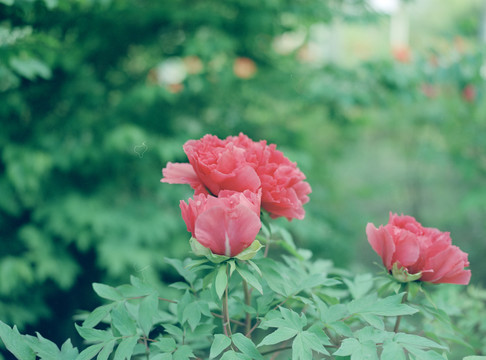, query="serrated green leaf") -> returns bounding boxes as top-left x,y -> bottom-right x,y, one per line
75,324 -> 114,343
113,336 -> 138,360
215,264 -> 228,299
258,327 -> 298,347
92,283 -> 123,301
0,322 -> 35,360
111,304 -> 137,336
76,343 -> 104,360
231,333 -> 263,360
97,340 -> 115,360
83,304 -> 115,328
139,293 -> 158,335
209,334 -> 231,359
